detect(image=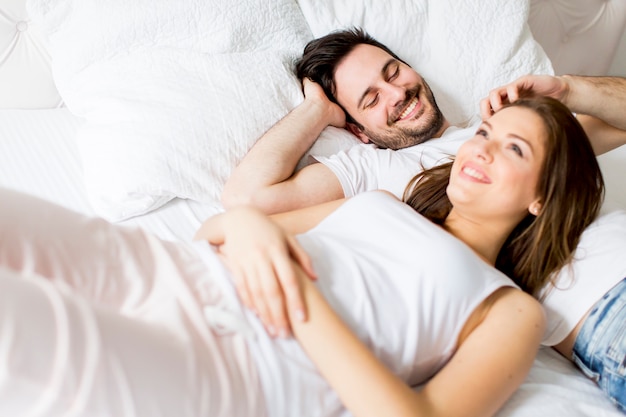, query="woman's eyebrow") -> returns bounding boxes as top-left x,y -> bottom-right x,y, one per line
484,120 -> 533,150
